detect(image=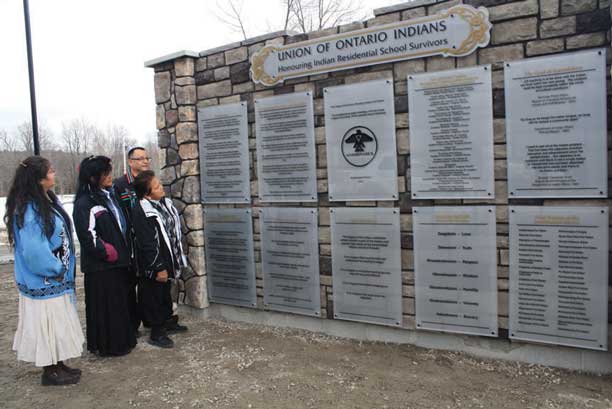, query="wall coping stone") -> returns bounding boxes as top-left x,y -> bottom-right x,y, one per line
145,50 -> 199,68
373,0 -> 447,16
